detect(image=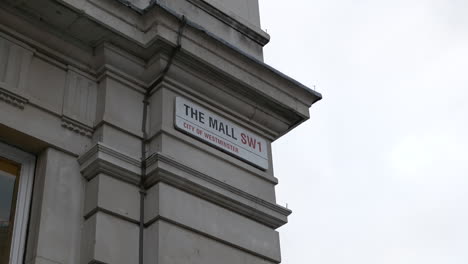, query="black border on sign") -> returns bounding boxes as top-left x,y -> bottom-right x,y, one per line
173,97 -> 268,171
